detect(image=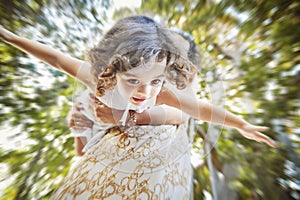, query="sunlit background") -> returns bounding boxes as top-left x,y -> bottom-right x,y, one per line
0,0 -> 299,199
